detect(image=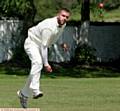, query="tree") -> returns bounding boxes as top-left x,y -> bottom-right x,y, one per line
81,0 -> 90,21
0,0 -> 36,65
74,0 -> 90,45
0,0 -> 36,25
73,0 -> 96,65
